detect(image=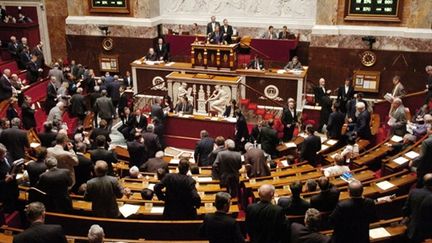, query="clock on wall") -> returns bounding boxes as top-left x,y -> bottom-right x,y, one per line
360,50 -> 377,67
